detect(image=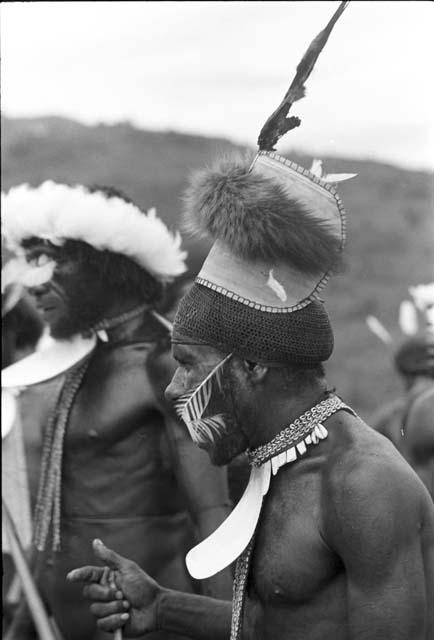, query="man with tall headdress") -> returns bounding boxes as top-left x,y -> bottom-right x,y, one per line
1,183 -> 233,640
68,4 -> 434,637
